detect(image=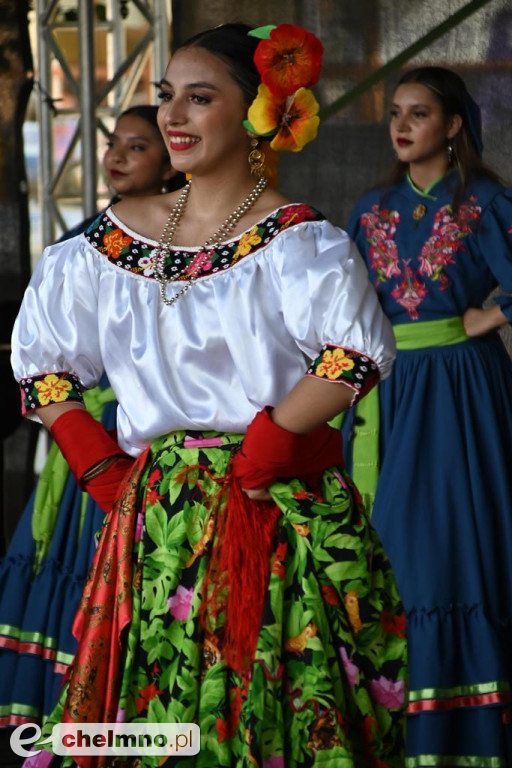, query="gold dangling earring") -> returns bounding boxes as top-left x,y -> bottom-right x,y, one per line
248,135 -> 266,178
